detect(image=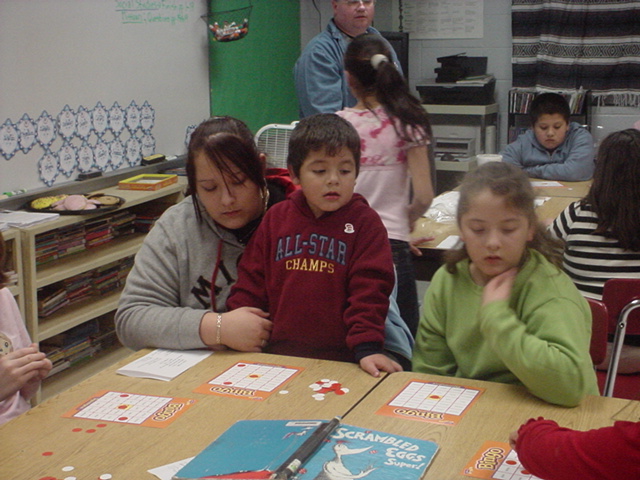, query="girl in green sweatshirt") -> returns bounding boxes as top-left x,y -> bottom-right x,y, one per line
412,162 -> 599,407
